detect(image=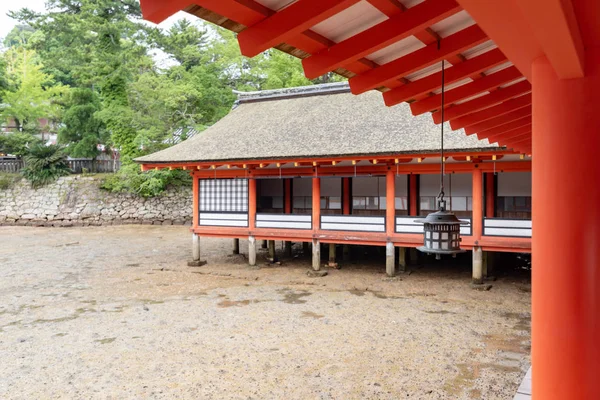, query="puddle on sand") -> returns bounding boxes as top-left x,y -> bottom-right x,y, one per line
278,289 -> 312,304
424,310 -> 456,315
301,311 -> 324,319
95,337 -> 116,344
348,290 -> 366,297
217,298 -> 266,308
444,362 -> 521,398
